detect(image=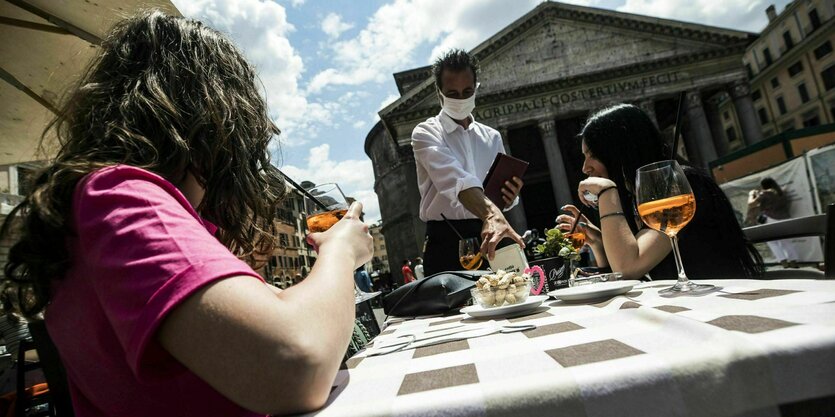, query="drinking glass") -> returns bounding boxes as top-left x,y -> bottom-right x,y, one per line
304,184 -> 368,299
566,232 -> 586,250
635,160 -> 714,294
305,183 -> 349,233
459,237 -> 483,270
